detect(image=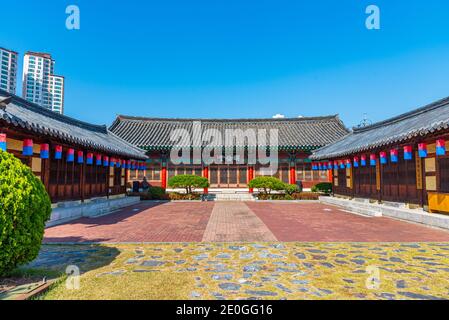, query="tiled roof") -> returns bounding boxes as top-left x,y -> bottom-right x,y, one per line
311,96 -> 449,160
109,115 -> 349,151
0,89 -> 147,160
